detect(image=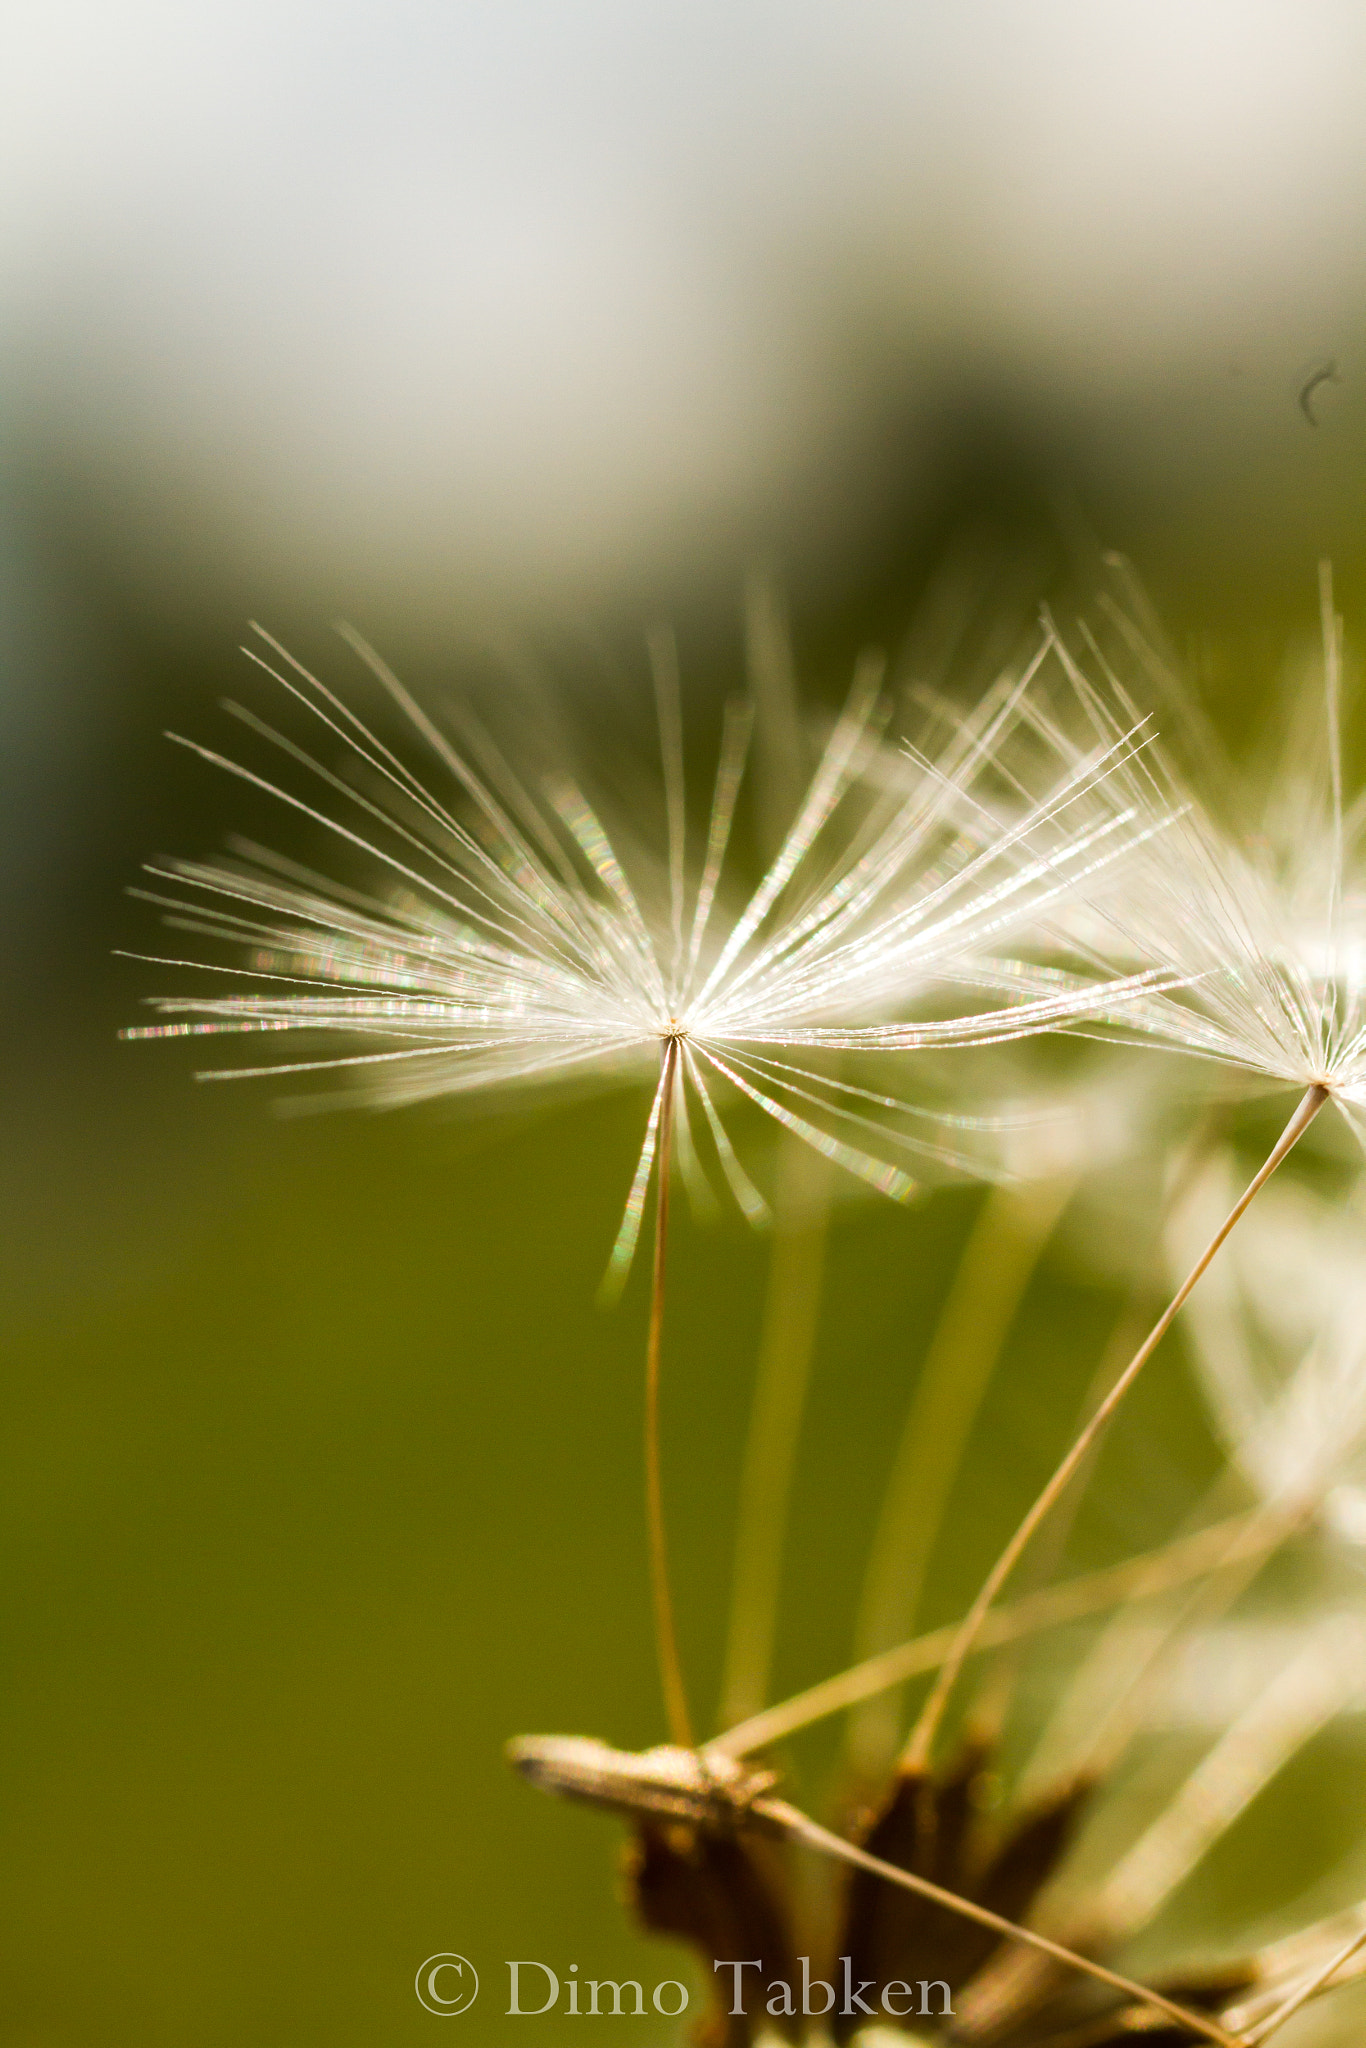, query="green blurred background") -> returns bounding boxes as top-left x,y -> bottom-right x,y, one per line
5,6 -> 1366,2042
